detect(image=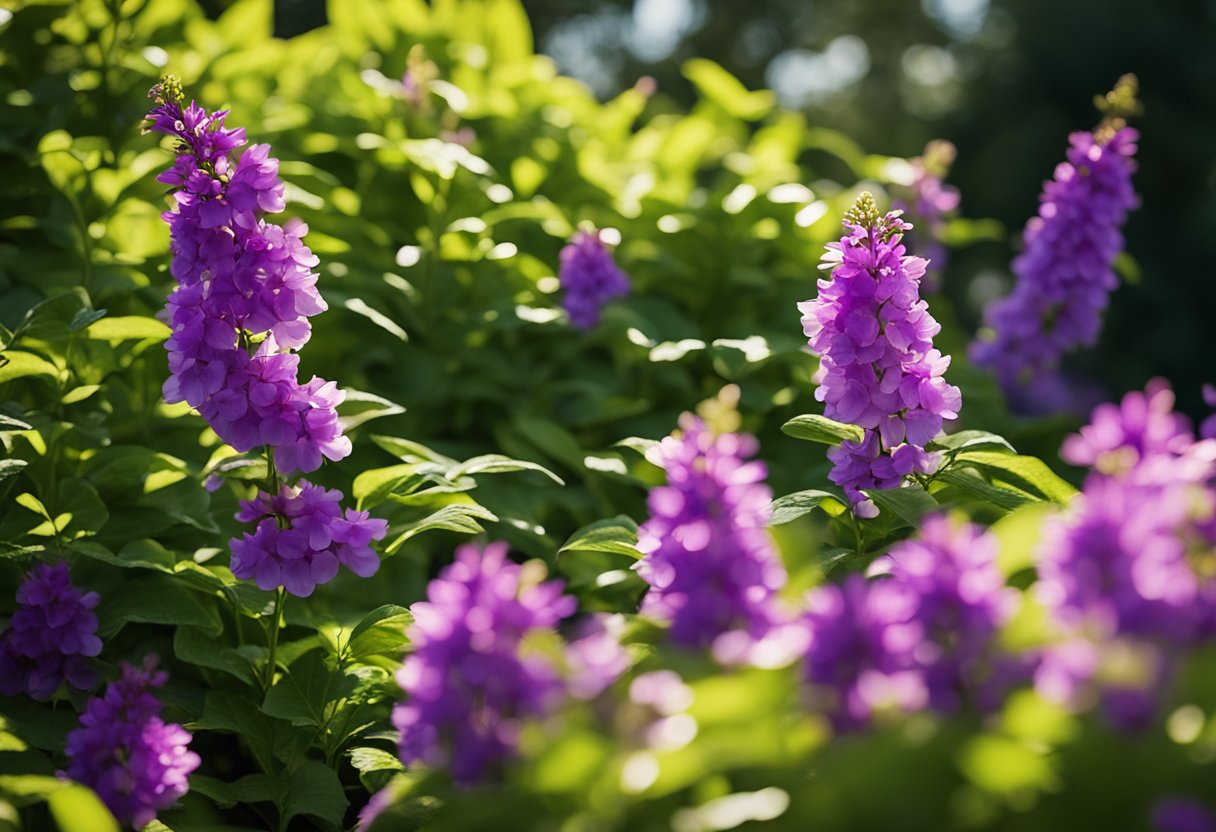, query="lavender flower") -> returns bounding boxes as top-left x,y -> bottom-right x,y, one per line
393,542 -> 576,783
971,77 -> 1139,400
893,140 -> 960,291
632,412 -> 787,647
801,574 -> 926,730
1061,379 -> 1196,476
230,481 -> 388,597
0,562 -> 101,701
64,658 -> 199,830
146,77 -> 350,475
881,515 -> 1017,711
798,192 -> 962,516
1201,385 -> 1216,441
559,229 -> 629,329
564,613 -> 631,700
